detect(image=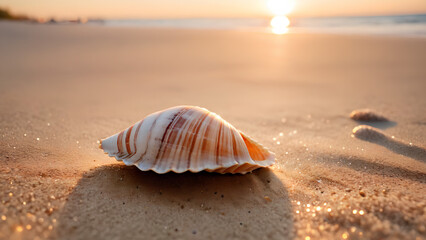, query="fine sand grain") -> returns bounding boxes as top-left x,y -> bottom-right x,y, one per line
0,22 -> 425,240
